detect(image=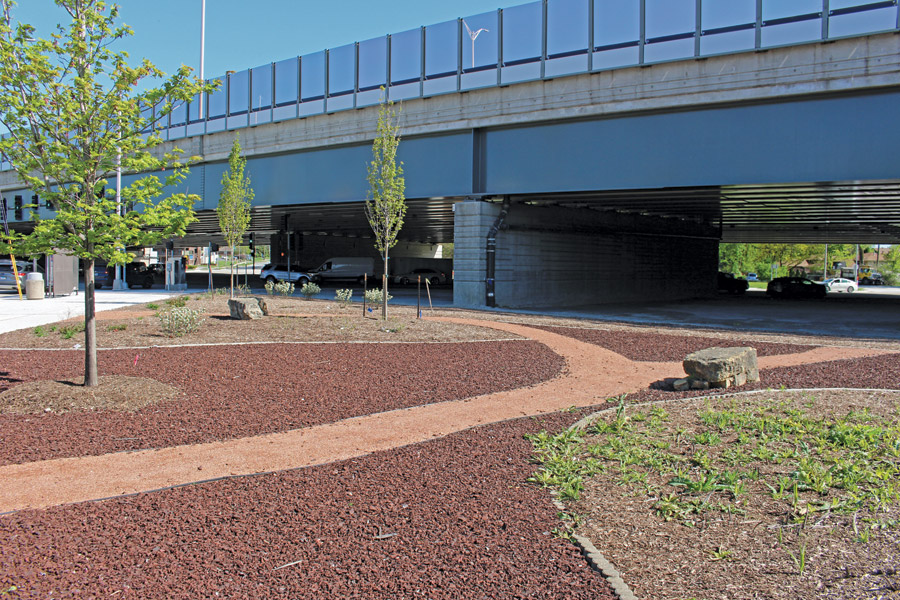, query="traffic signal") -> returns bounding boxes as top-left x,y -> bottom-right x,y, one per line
210,243 -> 219,252
249,232 -> 255,258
